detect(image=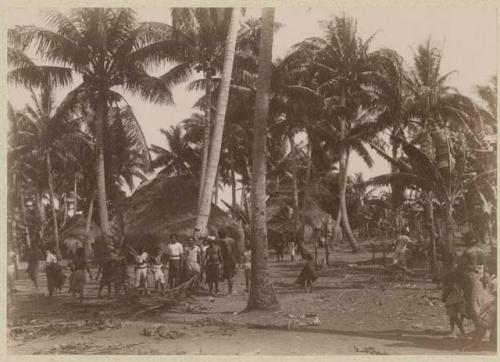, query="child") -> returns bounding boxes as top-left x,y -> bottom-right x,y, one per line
441,267 -> 466,338
295,253 -> 318,293
240,246 -> 252,292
